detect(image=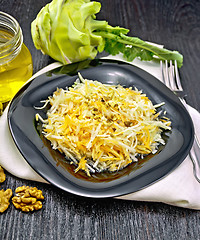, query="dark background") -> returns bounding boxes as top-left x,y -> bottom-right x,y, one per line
0,0 -> 200,239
